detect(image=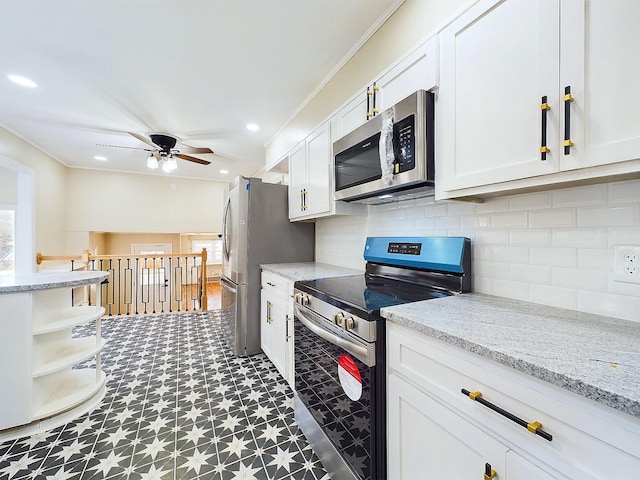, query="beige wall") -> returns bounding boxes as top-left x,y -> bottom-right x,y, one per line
0,166 -> 18,204
66,169 -> 227,235
0,126 -> 68,257
286,0 -> 471,137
